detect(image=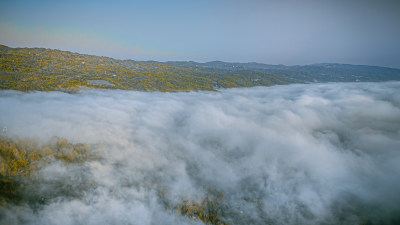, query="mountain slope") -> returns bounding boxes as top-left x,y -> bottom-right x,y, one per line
1,44 -> 399,92
0,45 -> 289,92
